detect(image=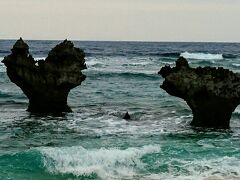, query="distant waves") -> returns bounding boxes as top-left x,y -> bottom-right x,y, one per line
160,52 -> 238,60
180,52 -> 223,60
86,51 -> 238,59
